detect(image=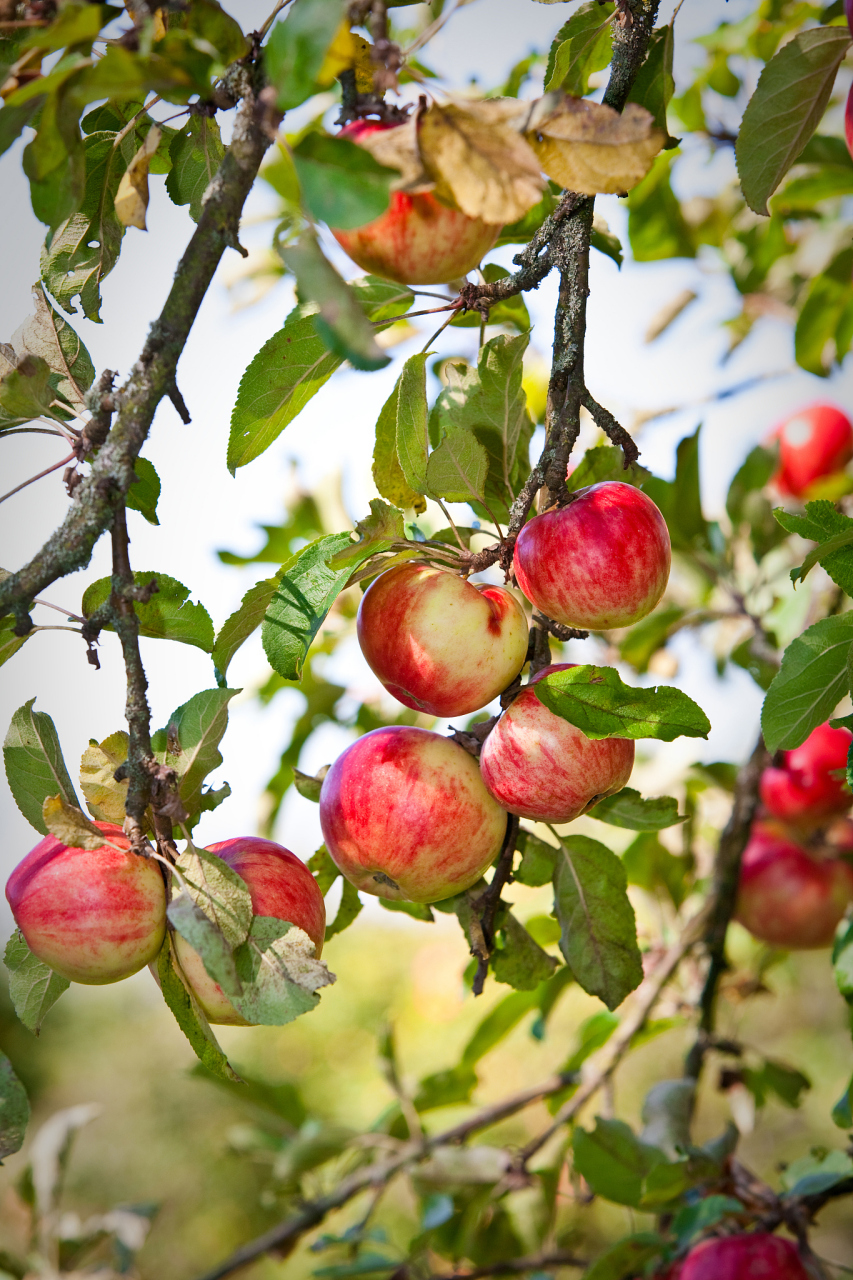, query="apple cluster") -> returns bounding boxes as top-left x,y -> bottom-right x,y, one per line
735,722 -> 853,950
